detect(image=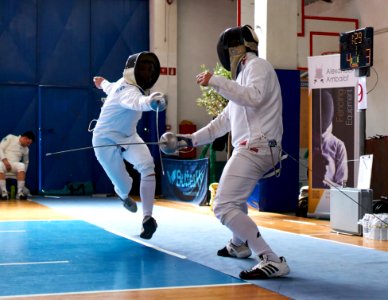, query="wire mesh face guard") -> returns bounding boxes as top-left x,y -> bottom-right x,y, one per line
217,27 -> 244,77
216,25 -> 258,79
123,52 -> 161,90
